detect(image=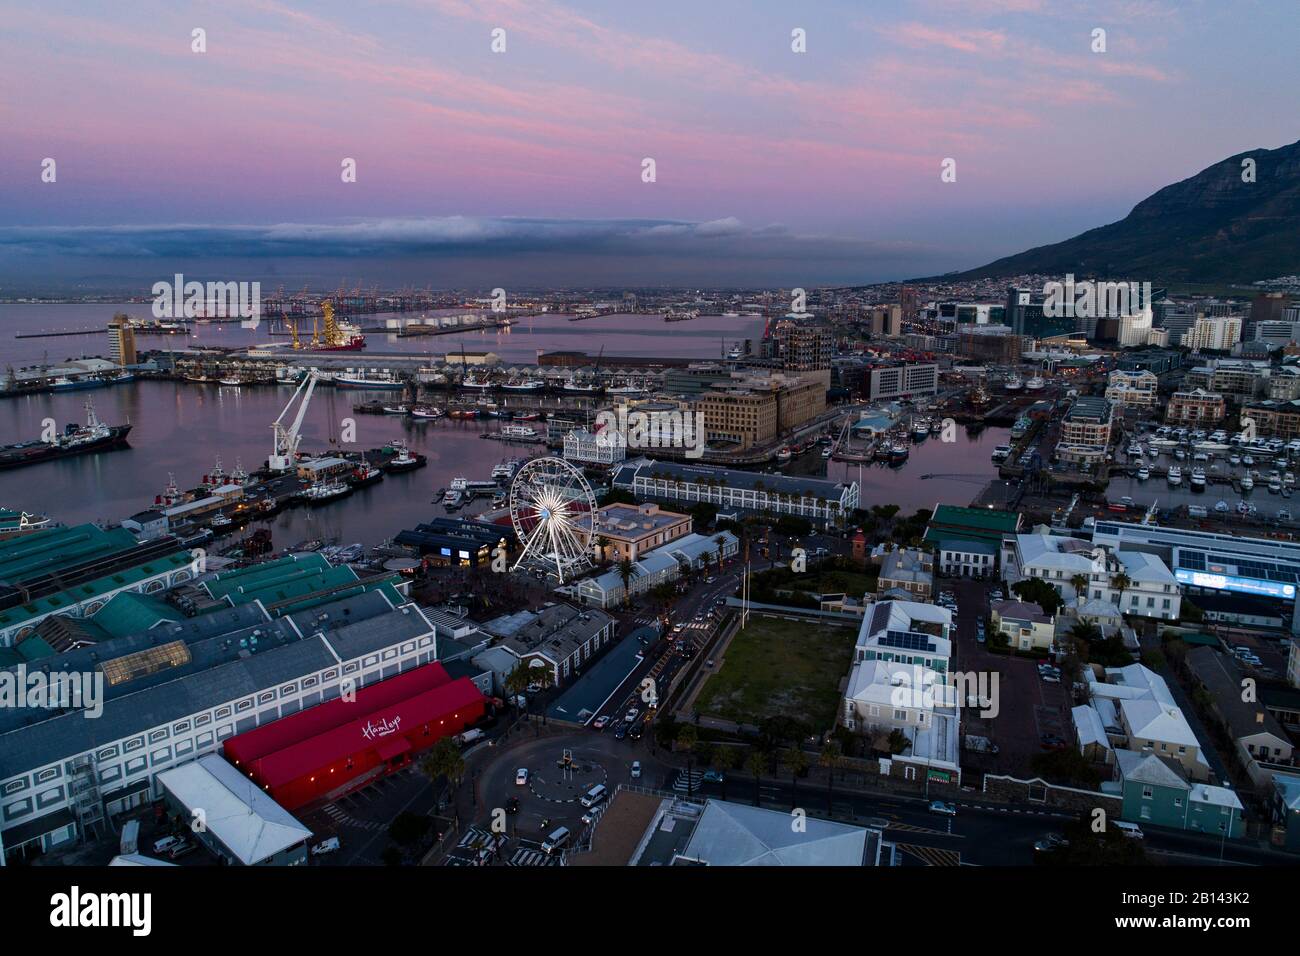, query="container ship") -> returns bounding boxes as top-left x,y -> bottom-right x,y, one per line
0,402 -> 133,470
